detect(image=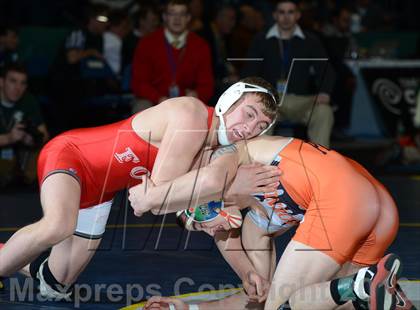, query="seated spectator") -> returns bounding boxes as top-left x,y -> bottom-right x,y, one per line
323,6 -> 357,138
198,4 -> 238,105
123,3 -> 160,70
0,25 -> 19,70
230,5 -> 265,73
131,0 -> 214,112
132,3 -> 160,39
351,0 -> 393,32
62,3 -> 109,66
49,3 -> 110,133
189,0 -> 204,33
323,7 -> 357,54
242,0 -> 335,147
0,63 -> 49,187
103,9 -> 133,77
